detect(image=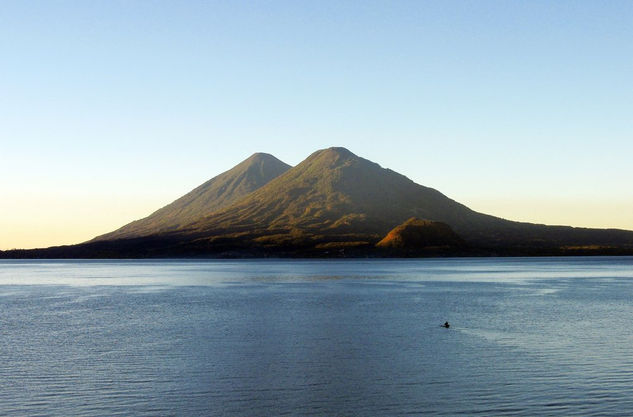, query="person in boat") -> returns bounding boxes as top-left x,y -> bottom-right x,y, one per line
442,321 -> 450,328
